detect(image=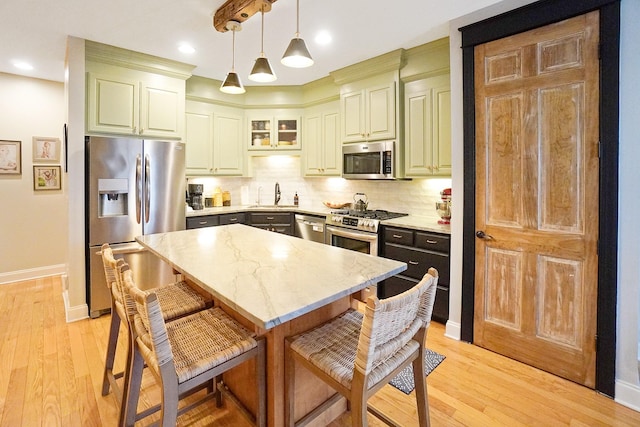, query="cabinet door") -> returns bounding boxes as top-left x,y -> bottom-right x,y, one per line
185,112 -> 213,175
275,118 -> 300,149
321,111 -> 341,175
404,75 -> 451,177
303,114 -> 322,175
366,83 -> 395,141
404,86 -> 433,176
433,85 -> 451,175
140,82 -> 183,138
341,90 -> 365,143
213,112 -> 244,175
87,72 -> 139,135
